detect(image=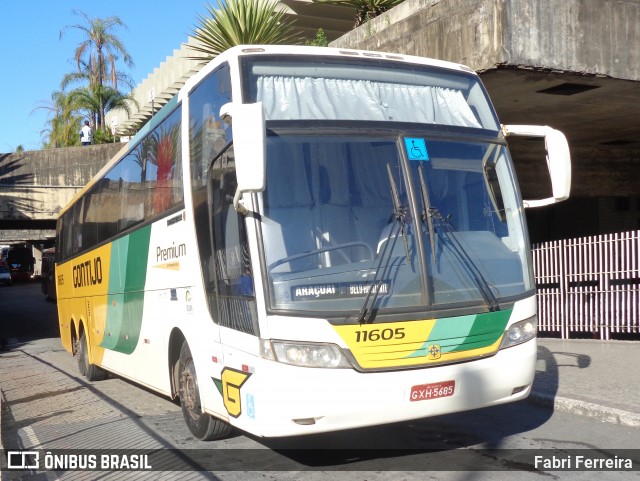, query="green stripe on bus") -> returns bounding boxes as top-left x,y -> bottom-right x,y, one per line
446,309 -> 512,353
427,314 -> 476,353
404,309 -> 512,358
101,225 -> 152,354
